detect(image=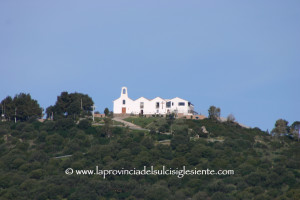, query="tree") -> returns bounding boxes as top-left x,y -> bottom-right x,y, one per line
271,119 -> 289,137
1,93 -> 42,122
208,105 -> 221,120
46,92 -> 94,120
227,114 -> 235,123
103,117 -> 112,137
171,134 -> 189,150
104,108 -> 109,116
13,93 -> 42,121
0,96 -> 14,120
290,121 -> 300,141
78,119 -> 91,129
